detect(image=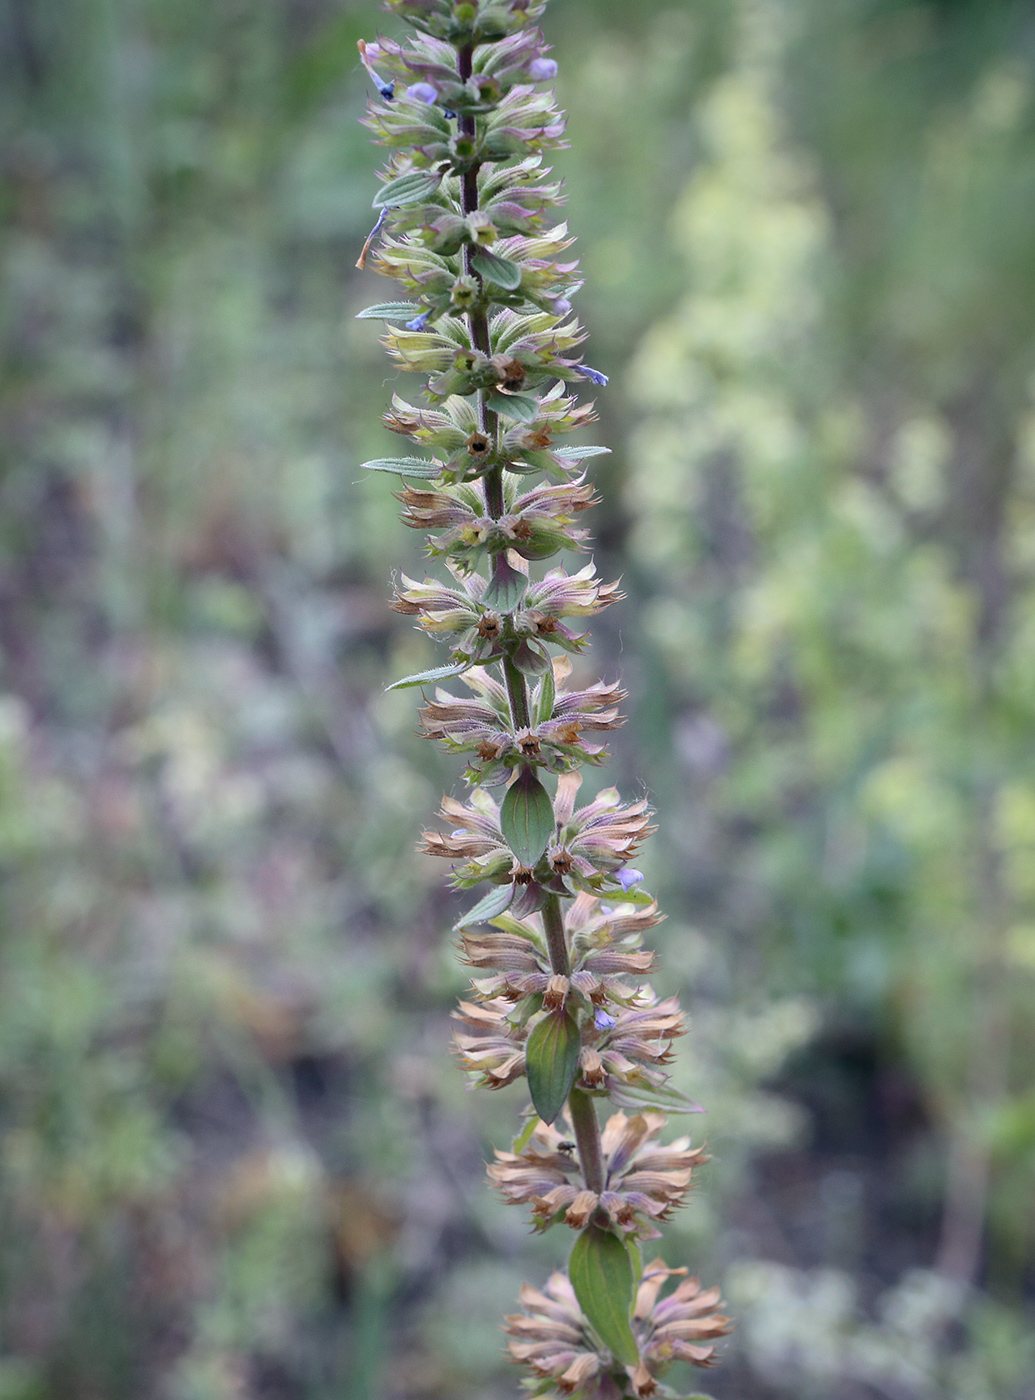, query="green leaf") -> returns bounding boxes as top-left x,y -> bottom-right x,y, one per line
455,883 -> 514,929
554,445 -> 612,462
483,553 -> 528,611
500,766 -> 554,866
373,169 -> 443,208
471,249 -> 523,289
356,301 -> 423,321
484,390 -> 538,422
607,1079 -> 704,1115
511,1116 -> 540,1153
512,639 -> 552,675
363,456 -> 442,478
386,661 -> 469,691
533,663 -> 556,726
568,1224 -> 640,1367
525,1009 -> 580,1126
